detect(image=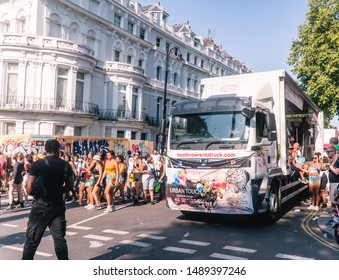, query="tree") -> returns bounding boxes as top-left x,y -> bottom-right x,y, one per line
288,0 -> 339,122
